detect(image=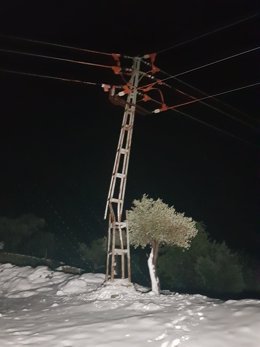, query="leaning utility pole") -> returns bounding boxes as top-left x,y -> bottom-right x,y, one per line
104,57 -> 141,281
